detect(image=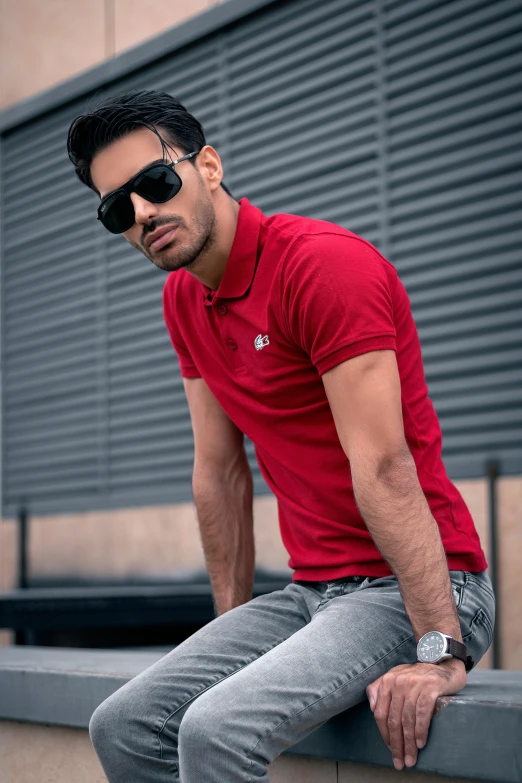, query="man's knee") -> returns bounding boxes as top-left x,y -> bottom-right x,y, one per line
178,690 -> 225,754
89,688 -> 134,755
